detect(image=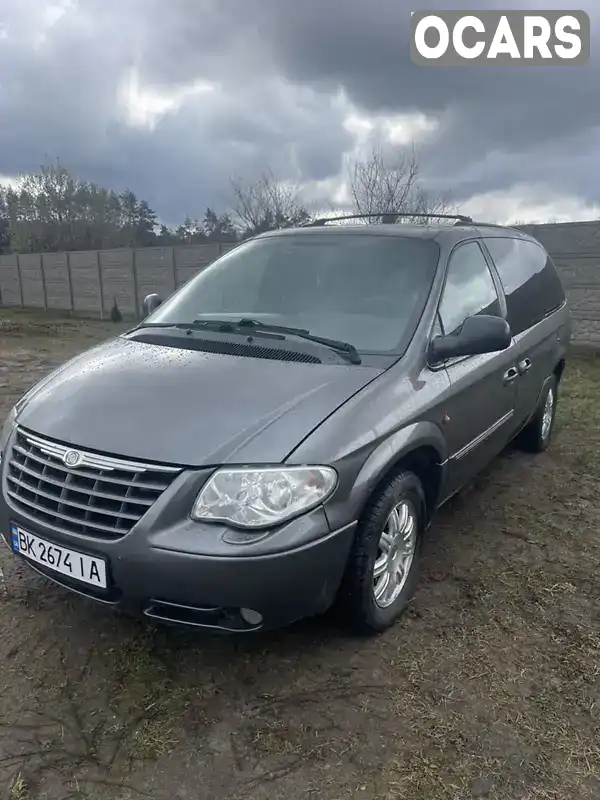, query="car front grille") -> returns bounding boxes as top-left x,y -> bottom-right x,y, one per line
5,428 -> 181,540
